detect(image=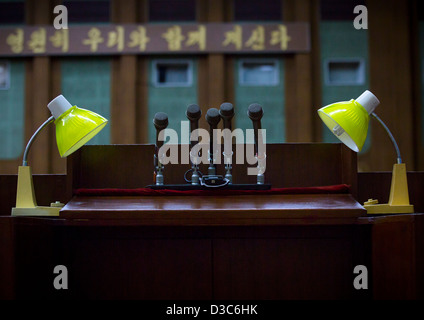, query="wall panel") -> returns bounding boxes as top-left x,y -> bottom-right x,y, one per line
0,60 -> 25,162
61,57 -> 111,146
